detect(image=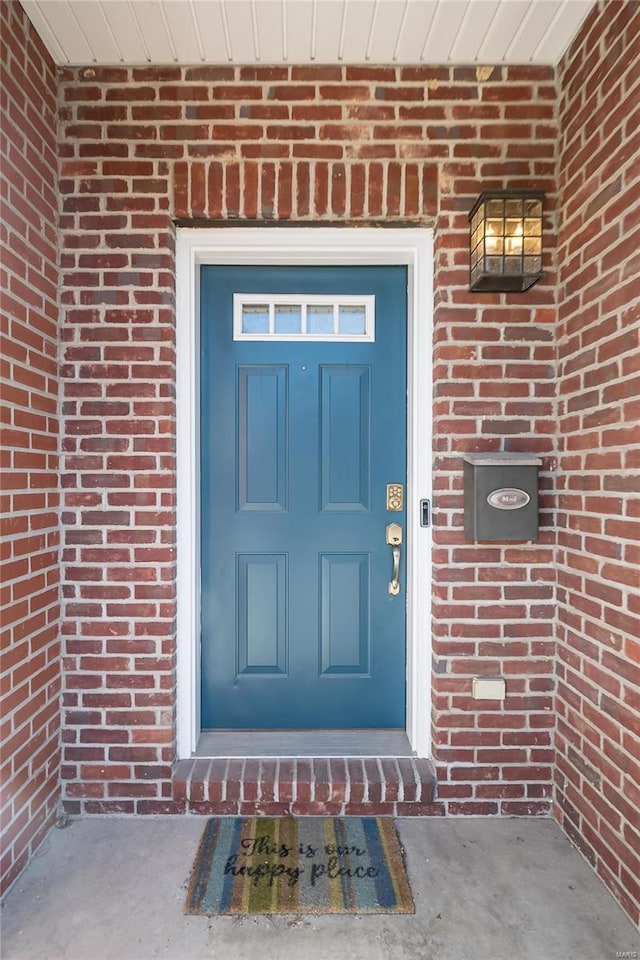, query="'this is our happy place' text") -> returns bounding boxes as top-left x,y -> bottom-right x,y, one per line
223,833 -> 380,888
